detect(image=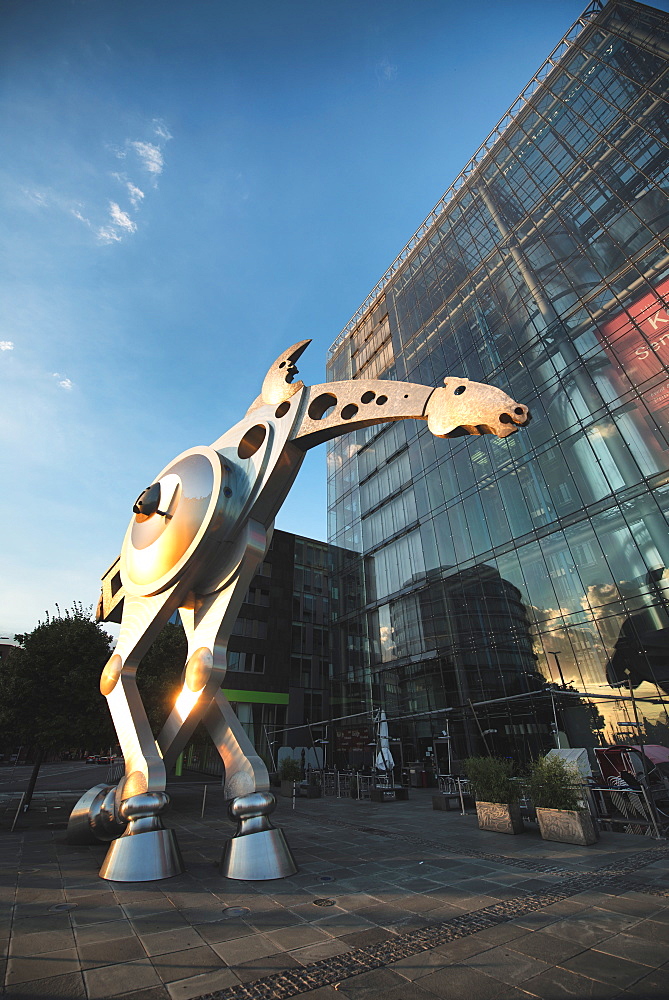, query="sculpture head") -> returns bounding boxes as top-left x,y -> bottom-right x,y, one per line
425,377 -> 531,438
